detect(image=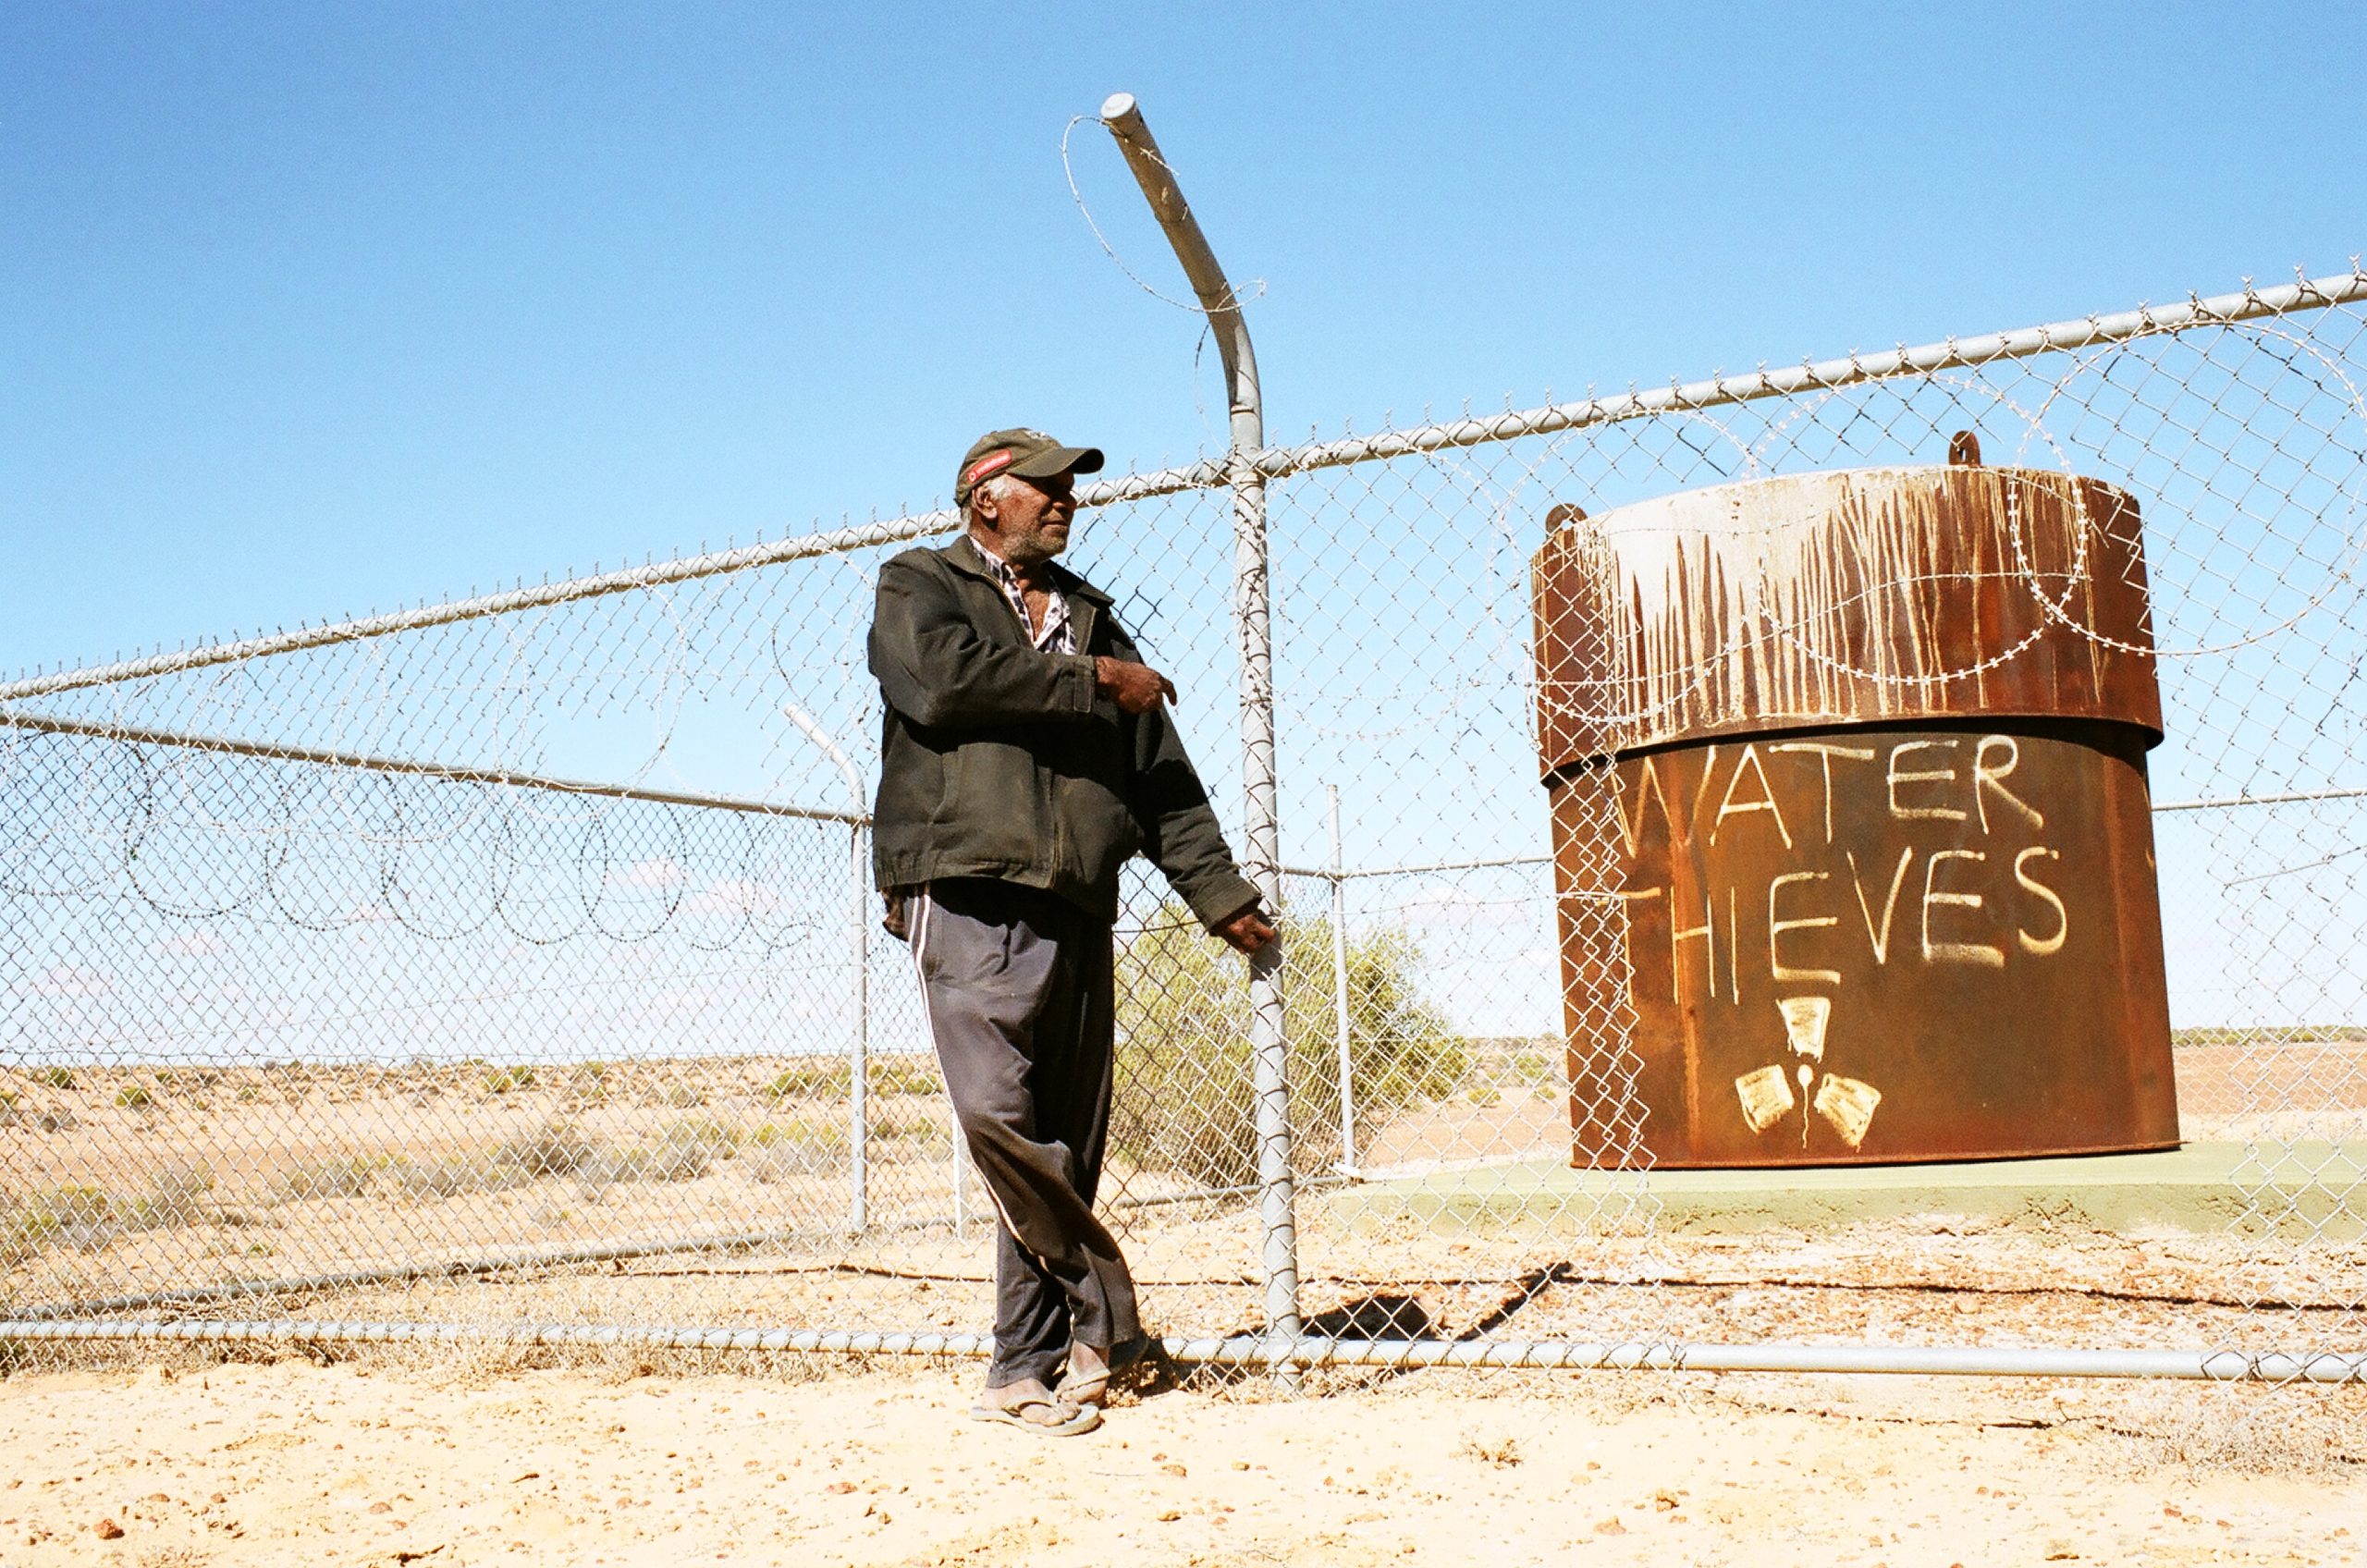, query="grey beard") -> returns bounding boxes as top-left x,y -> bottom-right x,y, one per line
1001,530 -> 1066,566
